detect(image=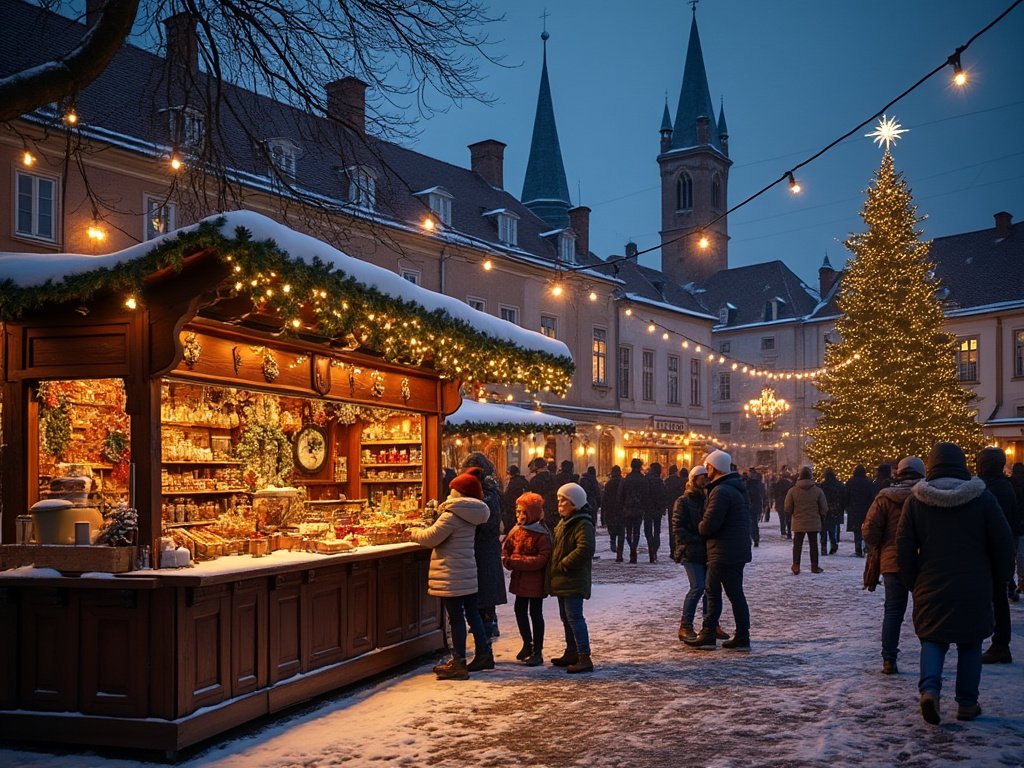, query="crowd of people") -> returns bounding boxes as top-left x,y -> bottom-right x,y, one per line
418,444 -> 1023,726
